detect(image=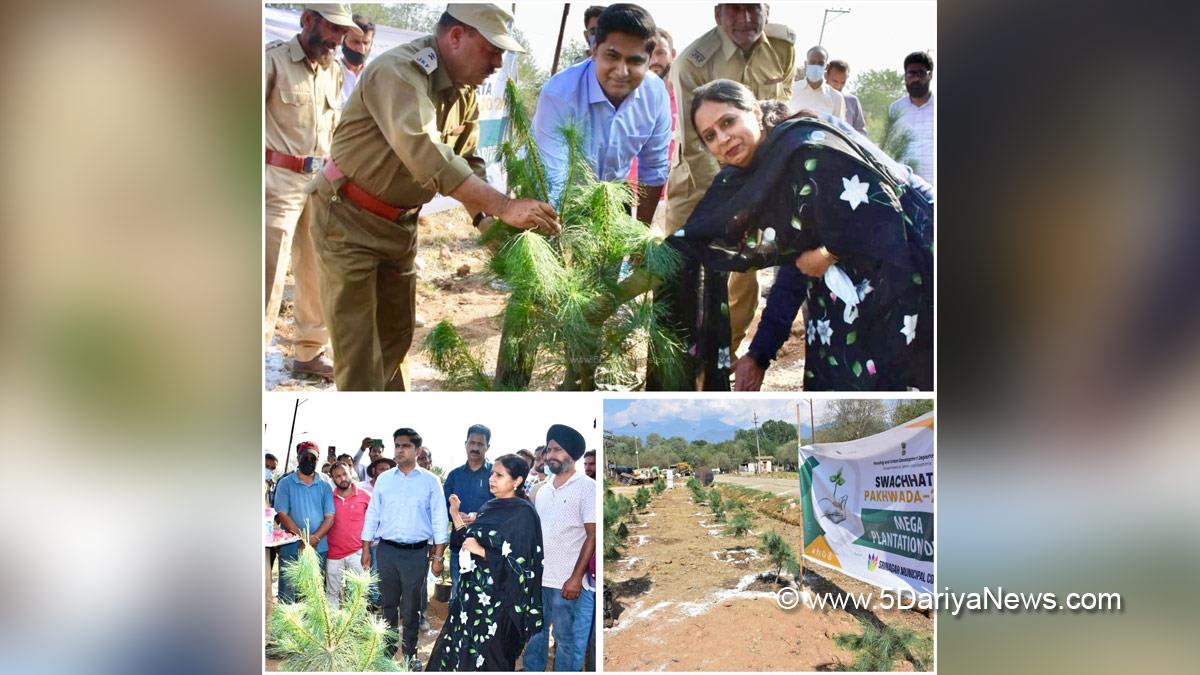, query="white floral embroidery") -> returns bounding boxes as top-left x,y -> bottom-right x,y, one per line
839,174 -> 870,211
476,654 -> 485,668
478,591 -> 492,606
459,610 -> 468,624
901,314 -> 918,345
717,346 -> 732,369
817,319 -> 833,345
806,320 -> 816,345
488,622 -> 498,637
845,304 -> 859,324
501,541 -> 512,557
856,279 -> 873,299
459,552 -> 476,574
